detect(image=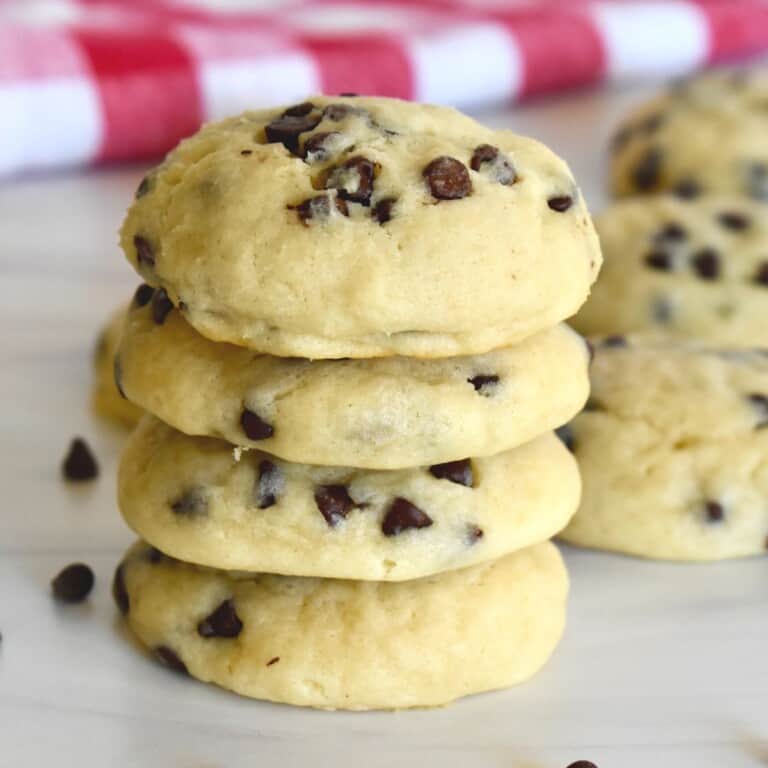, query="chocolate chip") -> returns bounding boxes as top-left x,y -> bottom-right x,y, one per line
133,235 -> 155,268
691,248 -> 720,280
654,222 -> 687,242
468,374 -> 499,395
302,131 -> 341,163
151,287 -> 174,324
267,656 -> 280,666
112,564 -> 129,615
547,195 -> 574,212
240,149 -> 252,156
324,156 -> 380,205
241,408 -> 274,440
632,147 -> 662,191
291,194 -> 348,225
718,211 -> 750,231
466,525 -> 484,544
62,437 -> 99,482
423,156 -> 472,200
154,646 -> 188,675
429,459 -> 474,487
644,250 -> 672,271
672,179 -> 701,199
747,393 -> 768,427
135,176 -> 152,199
256,460 -> 282,509
705,500 -> 725,523
170,489 -> 207,517
132,283 -> 155,307
382,497 -> 433,536
283,102 -> 315,117
265,112 -> 321,154
555,424 -> 575,452
51,563 -> 94,603
470,144 -> 516,185
602,335 -> 628,347
373,197 -> 396,224
314,485 -> 355,527
565,762 -> 598,768
113,357 -> 126,399
753,261 -> 768,286
746,163 -> 768,200
197,599 -> 243,639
